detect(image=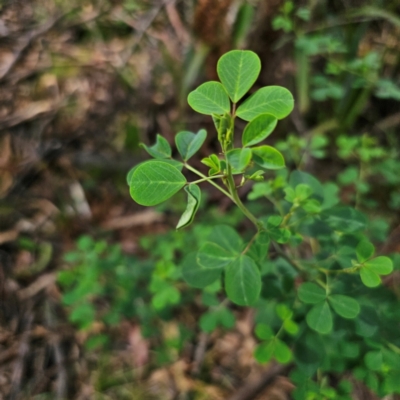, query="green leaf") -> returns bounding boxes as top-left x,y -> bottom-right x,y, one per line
255,323 -> 274,340
274,339 -> 292,363
322,206 -> 367,233
140,134 -> 171,159
365,351 -> 383,371
298,282 -> 326,304
226,148 -> 252,173
289,171 -> 324,202
200,308 -> 235,332
284,319 -> 299,335
181,252 -> 221,289
360,256 -> 393,287
306,301 -> 333,334
188,81 -> 230,115
360,268 -> 381,287
217,50 -> 261,103
236,86 -> 294,121
208,225 -> 243,254
276,303 -> 292,320
254,340 -> 274,364
201,154 -> 221,176
328,295 -> 360,319
295,183 -> 313,201
175,129 -> 207,161
127,159 -> 183,185
254,338 -> 292,364
364,256 -> 393,275
356,240 -> 375,263
176,185 -> 201,230
197,243 -> 237,270
225,255 -> 261,306
252,145 -> 285,169
242,113 -> 278,147
129,161 -> 186,206
152,285 -> 180,310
